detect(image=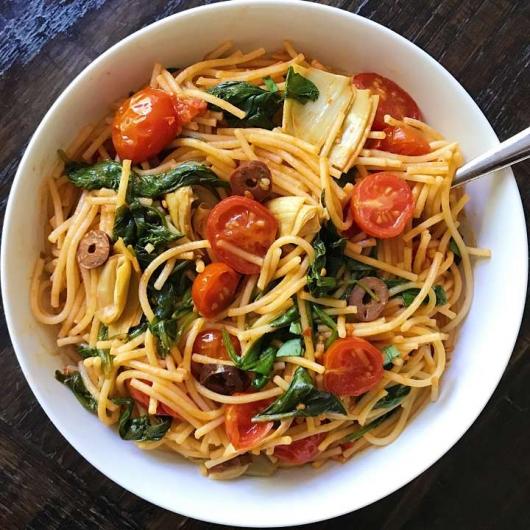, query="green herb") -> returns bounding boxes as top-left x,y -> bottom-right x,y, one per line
401,285 -> 447,307
375,385 -> 410,409
55,370 -> 97,413
222,331 -> 277,390
384,279 -> 448,307
382,344 -> 401,367
253,367 -> 346,422
148,277 -> 193,357
270,306 -> 300,328
346,410 -> 396,441
112,397 -> 171,441
114,201 -> 180,269
449,237 -> 461,257
312,305 -> 338,348
128,320 -> 148,341
66,160 -> 228,199
307,236 -> 337,297
276,338 -> 304,358
207,81 -> 283,129
284,66 -> 319,103
263,76 -> 279,93
289,321 -> 303,335
77,325 -> 112,376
